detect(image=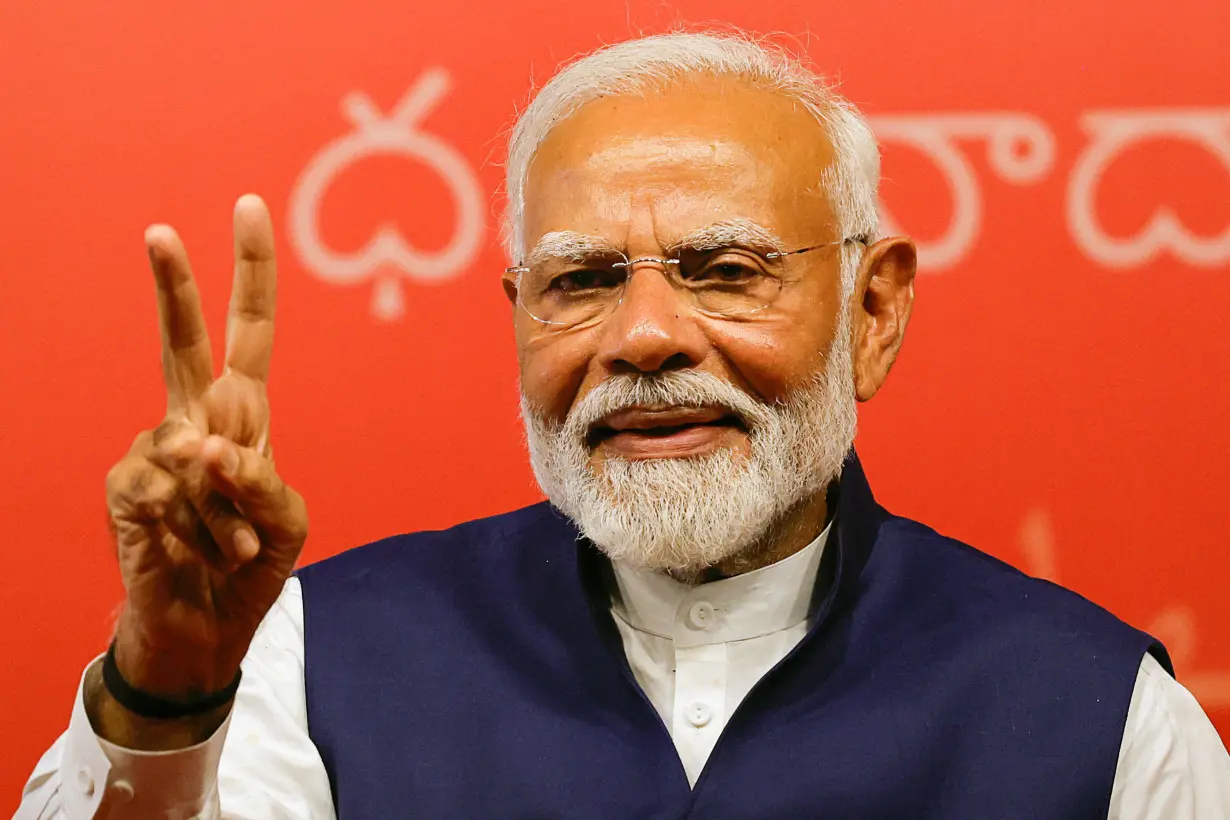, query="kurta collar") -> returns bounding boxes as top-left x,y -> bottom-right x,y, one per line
607,522 -> 832,647
576,450 -> 883,644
